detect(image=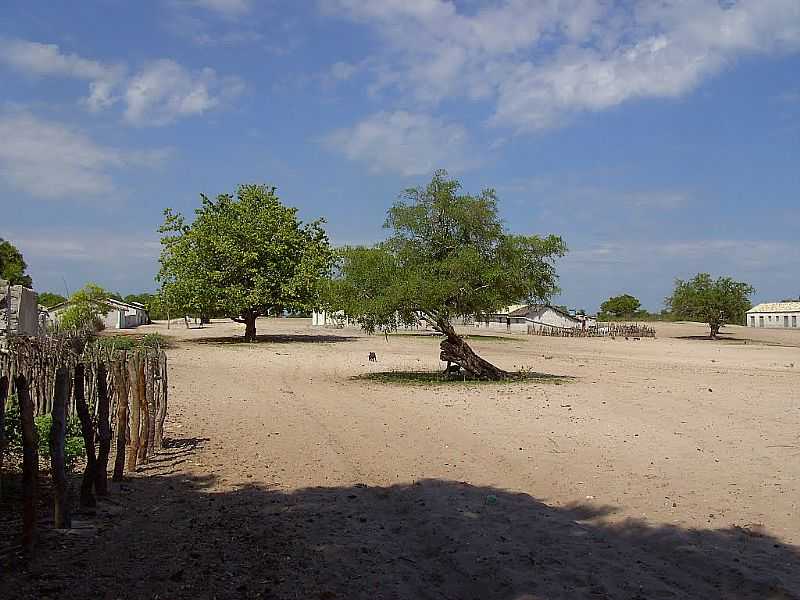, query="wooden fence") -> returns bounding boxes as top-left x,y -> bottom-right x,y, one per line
527,323 -> 656,338
0,334 -> 168,554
